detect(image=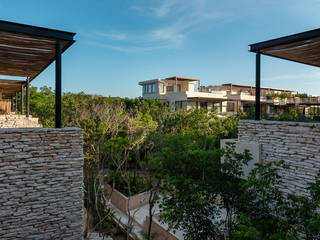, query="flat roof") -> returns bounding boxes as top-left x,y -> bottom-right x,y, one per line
220,83 -> 295,92
138,79 -> 162,85
249,28 -> 320,67
165,76 -> 200,82
139,76 -> 200,85
0,20 -> 76,97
